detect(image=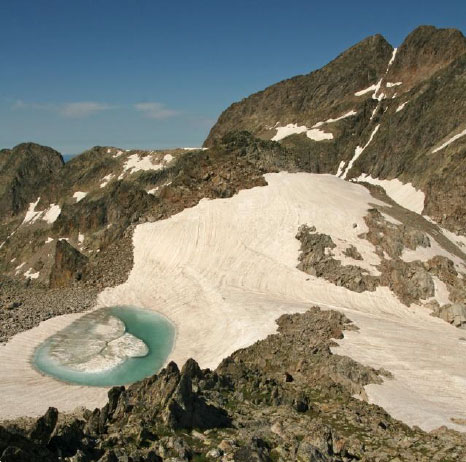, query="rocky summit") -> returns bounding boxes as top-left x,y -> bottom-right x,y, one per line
1,25 -> 466,462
